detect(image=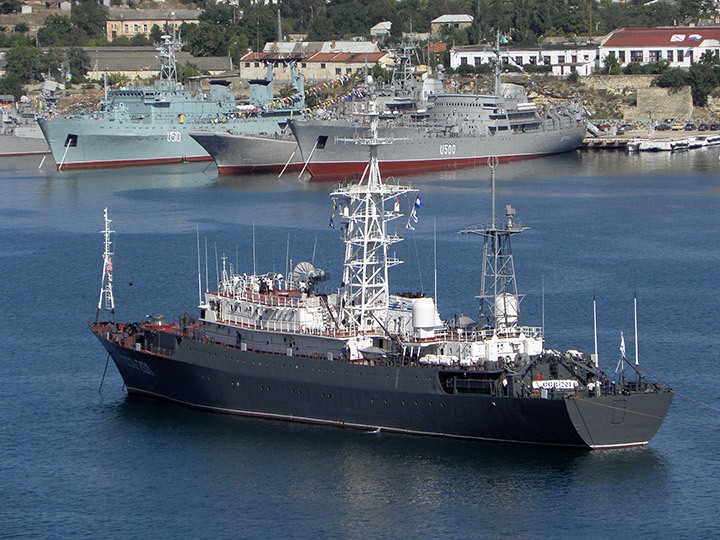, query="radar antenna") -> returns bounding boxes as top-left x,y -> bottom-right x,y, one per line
96,207 -> 116,323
